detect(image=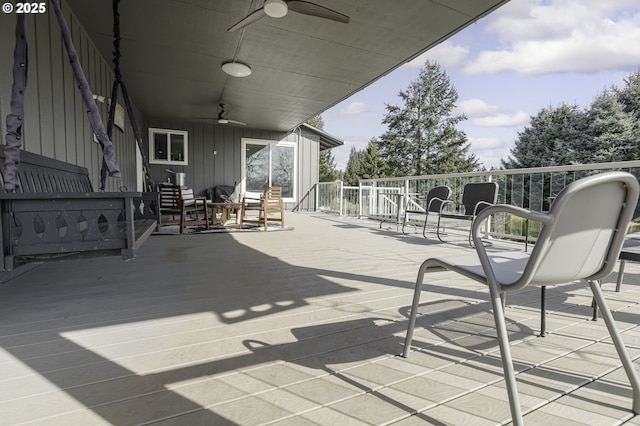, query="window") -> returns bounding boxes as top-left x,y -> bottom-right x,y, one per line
242,138 -> 296,201
149,128 -> 188,165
